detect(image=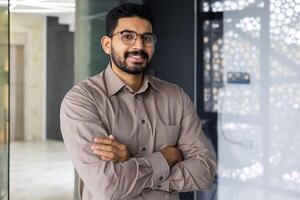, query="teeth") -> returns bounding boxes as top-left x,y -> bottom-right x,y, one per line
131,55 -> 142,59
